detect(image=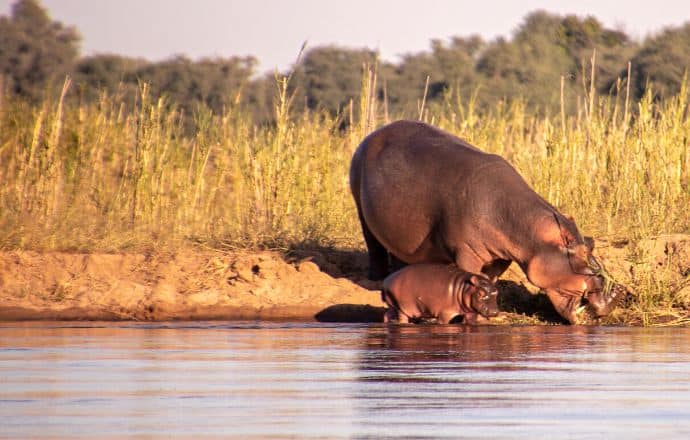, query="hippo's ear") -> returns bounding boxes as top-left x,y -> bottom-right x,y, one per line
468,274 -> 495,292
467,274 -> 481,286
584,236 -> 594,252
555,215 -> 575,242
